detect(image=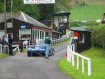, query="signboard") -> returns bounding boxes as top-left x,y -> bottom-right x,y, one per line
7,22 -> 13,28
20,25 -> 27,29
24,0 -> 55,4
